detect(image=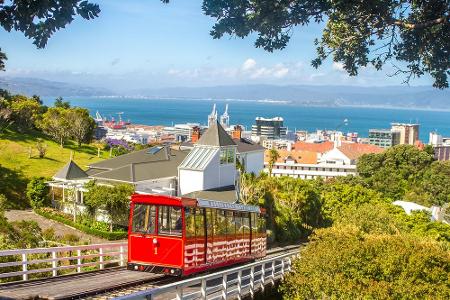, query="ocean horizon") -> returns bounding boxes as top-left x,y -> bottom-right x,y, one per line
43,97 -> 450,141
